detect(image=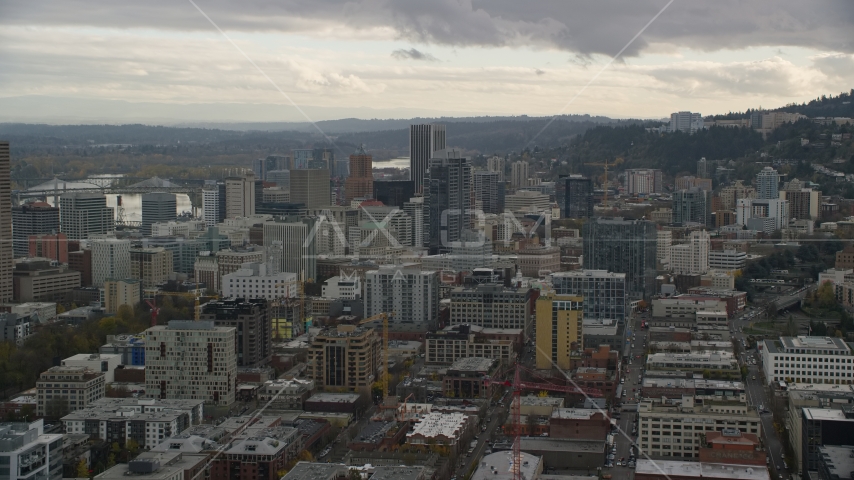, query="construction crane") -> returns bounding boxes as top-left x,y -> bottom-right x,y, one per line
484,363 -> 604,480
584,157 -> 623,208
357,311 -> 395,402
